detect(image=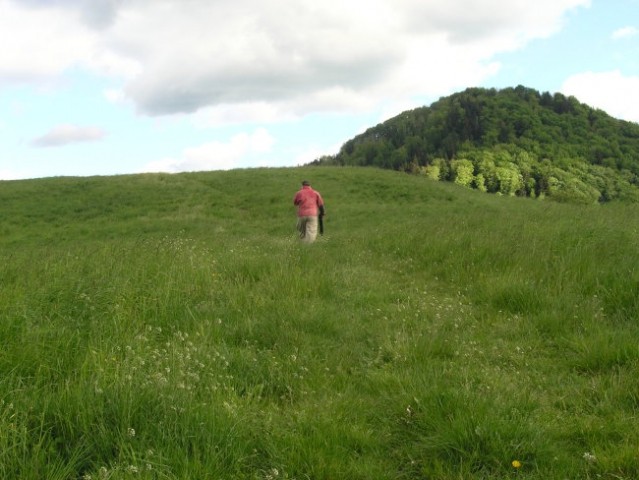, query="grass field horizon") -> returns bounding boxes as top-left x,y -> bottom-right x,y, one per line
1,166 -> 639,479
